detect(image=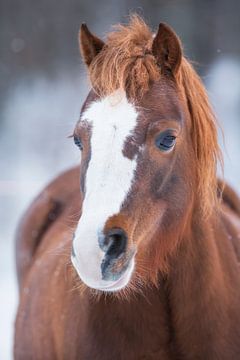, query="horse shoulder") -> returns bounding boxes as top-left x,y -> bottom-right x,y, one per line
14,166 -> 86,359
219,179 -> 240,217
15,166 -> 81,288
221,184 -> 240,255
220,182 -> 240,263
